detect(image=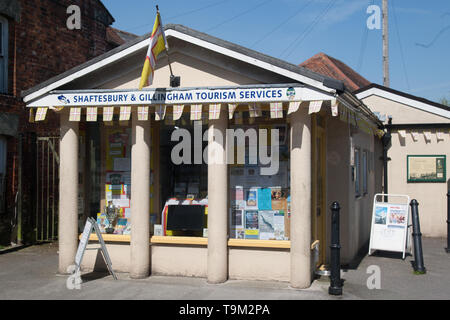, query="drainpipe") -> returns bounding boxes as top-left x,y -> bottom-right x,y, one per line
382,118 -> 392,202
